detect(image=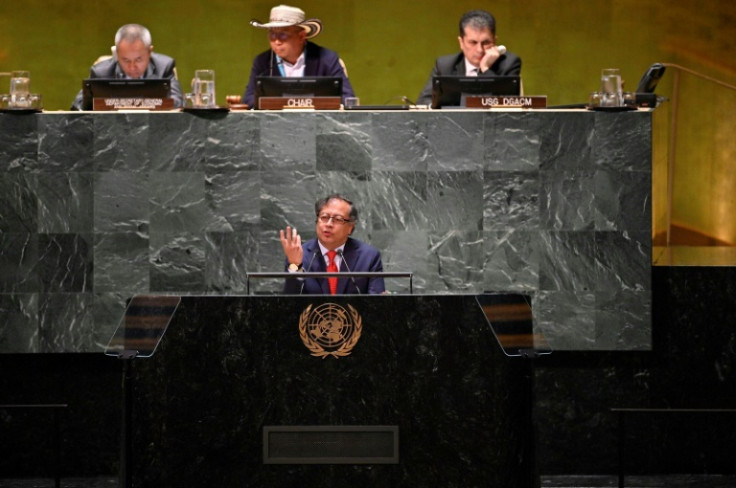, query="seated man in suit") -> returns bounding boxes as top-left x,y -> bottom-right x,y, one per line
416,9 -> 522,105
242,4 -> 355,108
279,194 -> 385,295
71,23 -> 183,110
